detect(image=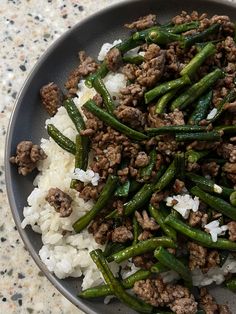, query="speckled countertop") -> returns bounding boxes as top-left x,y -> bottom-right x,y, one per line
0,1 -> 120,313
2,1 -> 236,314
